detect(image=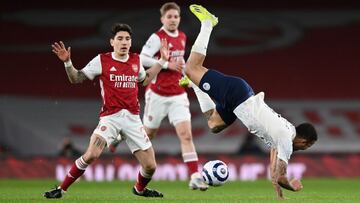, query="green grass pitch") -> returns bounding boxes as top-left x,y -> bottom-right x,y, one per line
0,179 -> 359,202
